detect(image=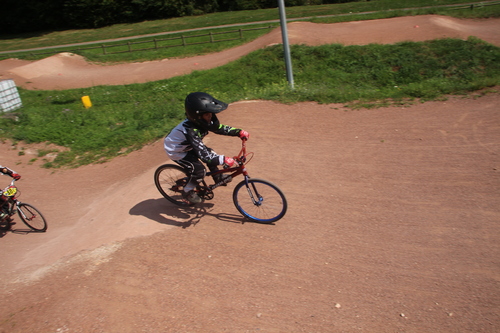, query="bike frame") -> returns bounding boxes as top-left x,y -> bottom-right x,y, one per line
196,140 -> 268,207
204,139 -> 251,190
